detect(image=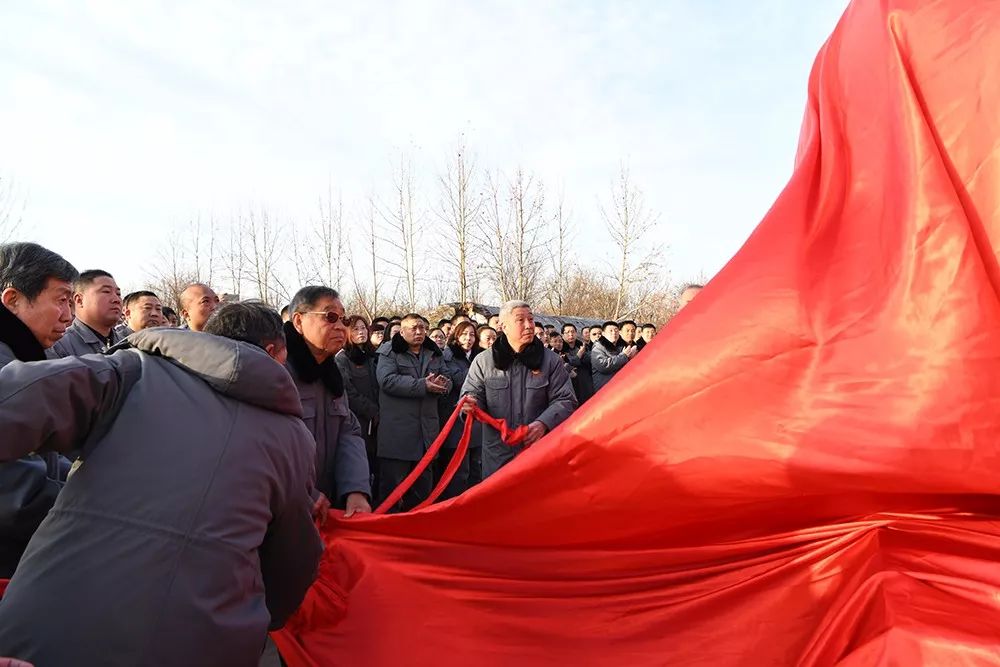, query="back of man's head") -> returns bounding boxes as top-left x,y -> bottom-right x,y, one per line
203,301 -> 286,362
